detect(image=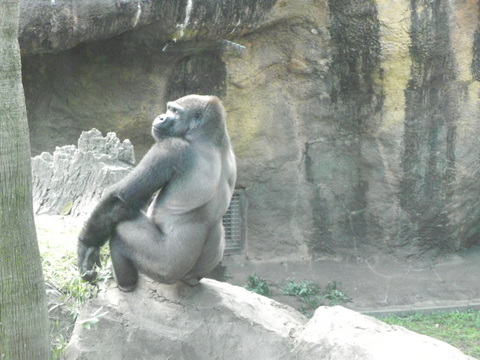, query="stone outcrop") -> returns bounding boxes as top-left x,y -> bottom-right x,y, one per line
32,128 -> 134,216
64,278 -> 474,360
